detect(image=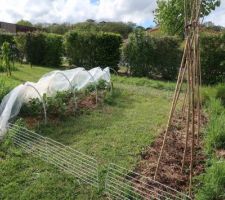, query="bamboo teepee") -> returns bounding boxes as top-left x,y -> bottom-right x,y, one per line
154,0 -> 202,195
